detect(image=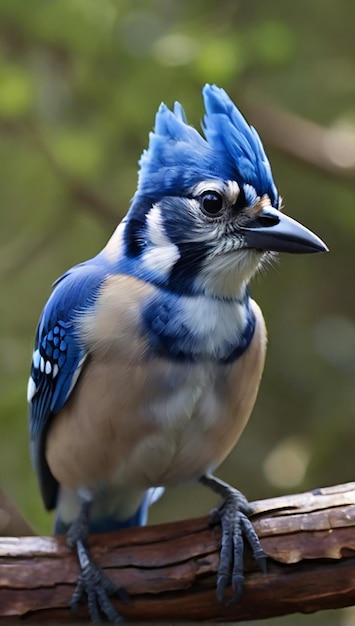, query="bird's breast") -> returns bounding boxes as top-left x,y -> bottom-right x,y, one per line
46,276 -> 267,492
123,300 -> 266,486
